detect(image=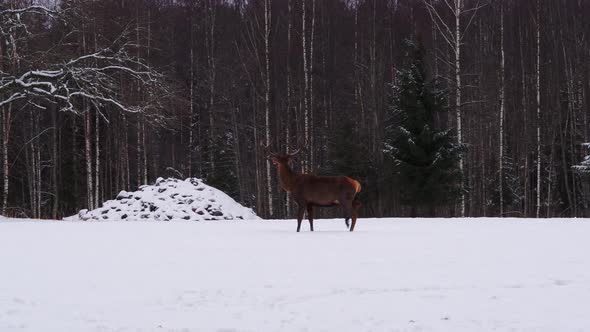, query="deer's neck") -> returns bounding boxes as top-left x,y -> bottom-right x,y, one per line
277,163 -> 300,192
